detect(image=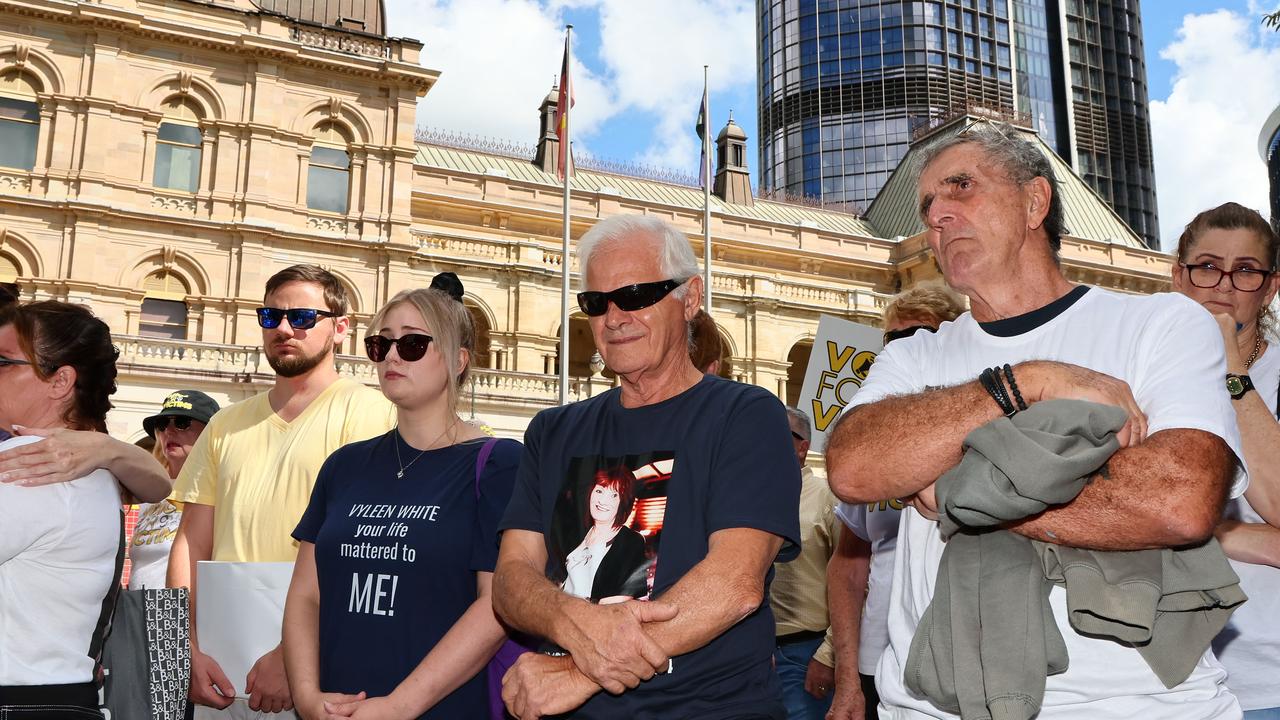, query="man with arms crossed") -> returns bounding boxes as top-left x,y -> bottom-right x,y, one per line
825,122 -> 1246,719
494,215 -> 802,719
168,265 -> 395,719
